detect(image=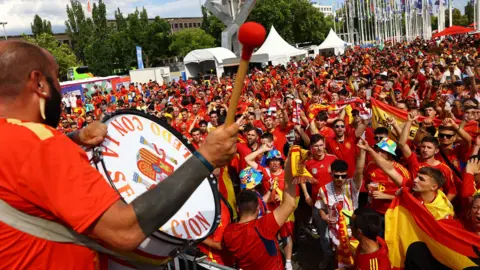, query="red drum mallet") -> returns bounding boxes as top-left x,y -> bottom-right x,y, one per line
225,22 -> 266,125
